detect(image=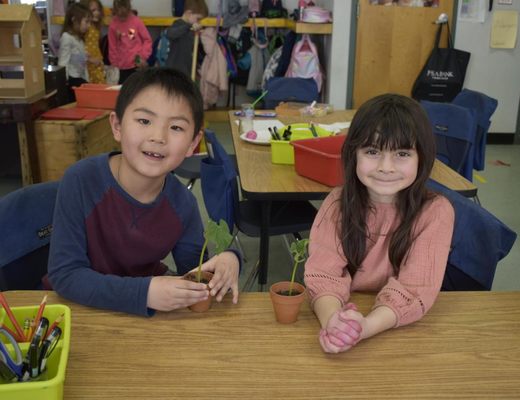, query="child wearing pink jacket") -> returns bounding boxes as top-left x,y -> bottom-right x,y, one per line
108,0 -> 151,84
304,94 -> 455,354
